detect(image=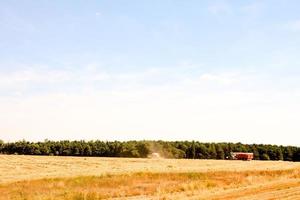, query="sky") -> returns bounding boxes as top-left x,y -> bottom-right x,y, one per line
1,0 -> 300,146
